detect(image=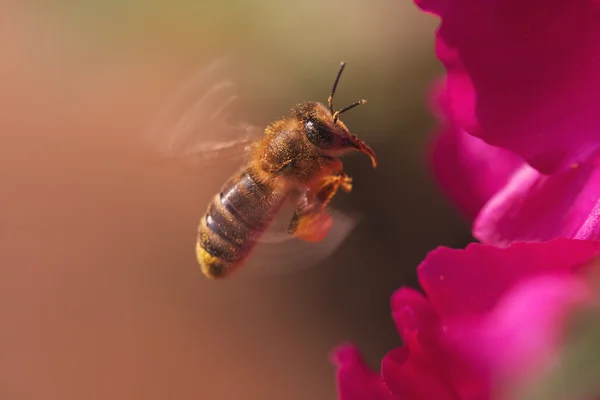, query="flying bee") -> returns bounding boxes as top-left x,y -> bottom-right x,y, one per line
146,60 -> 376,279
